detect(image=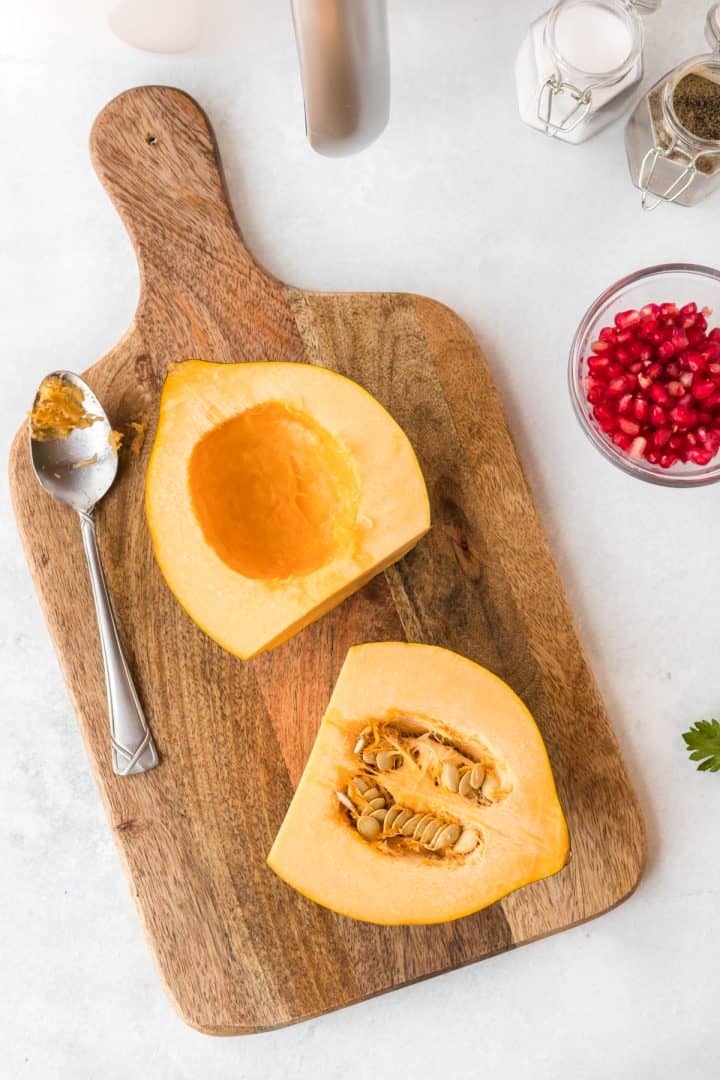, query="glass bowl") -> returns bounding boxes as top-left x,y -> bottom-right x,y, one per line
569,263 -> 720,487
